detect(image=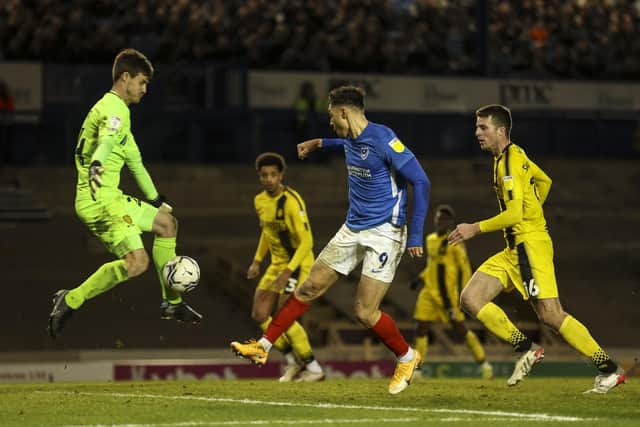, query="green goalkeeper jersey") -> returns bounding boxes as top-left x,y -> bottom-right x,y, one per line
74,91 -> 158,204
